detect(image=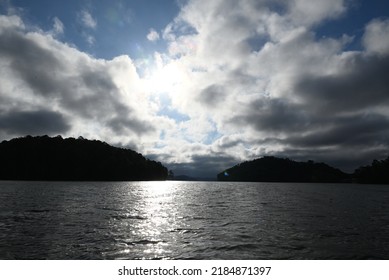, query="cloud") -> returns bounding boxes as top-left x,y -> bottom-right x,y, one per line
287,0 -> 346,26
77,10 -> 97,45
52,17 -> 64,36
79,10 -> 97,29
83,34 -> 95,45
147,28 -> 160,42
152,0 -> 389,174
228,98 -> 310,136
0,14 -> 166,146
0,110 -> 70,135
196,84 -> 226,108
2,1 -> 389,177
363,19 -> 389,55
287,114 -> 389,148
0,13 -> 24,29
295,53 -> 389,114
